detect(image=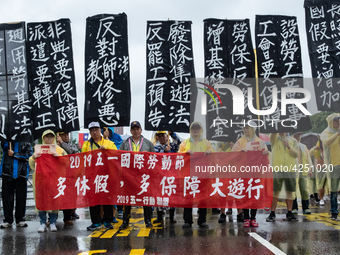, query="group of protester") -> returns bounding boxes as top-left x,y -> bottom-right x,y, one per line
0,113 -> 339,232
